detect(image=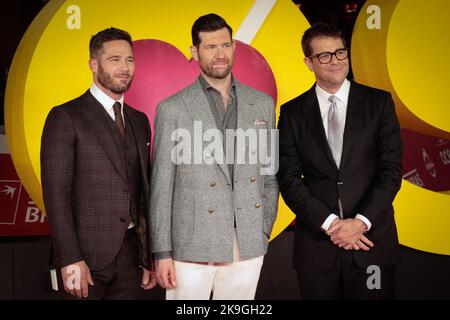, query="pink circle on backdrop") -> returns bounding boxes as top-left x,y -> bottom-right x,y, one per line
125,39 -> 278,147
